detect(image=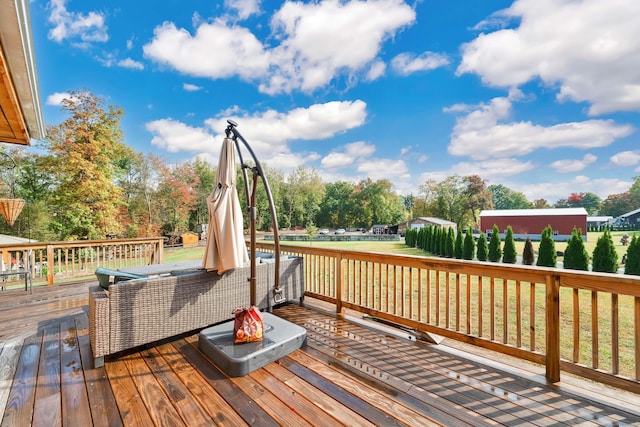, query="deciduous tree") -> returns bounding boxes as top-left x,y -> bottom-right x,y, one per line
44,90 -> 131,239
